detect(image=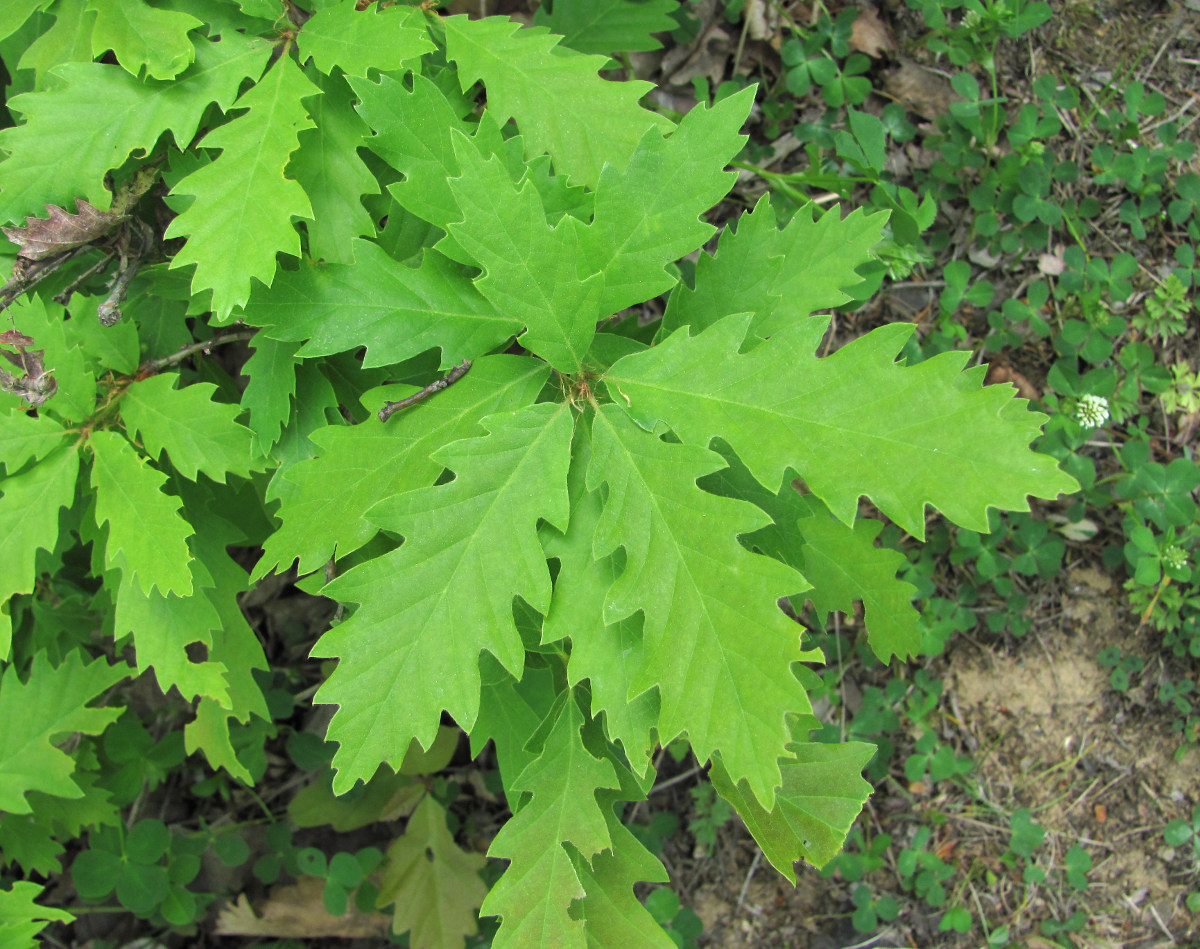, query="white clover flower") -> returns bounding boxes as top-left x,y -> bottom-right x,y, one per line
1163,545 -> 1189,572
1074,394 -> 1109,427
